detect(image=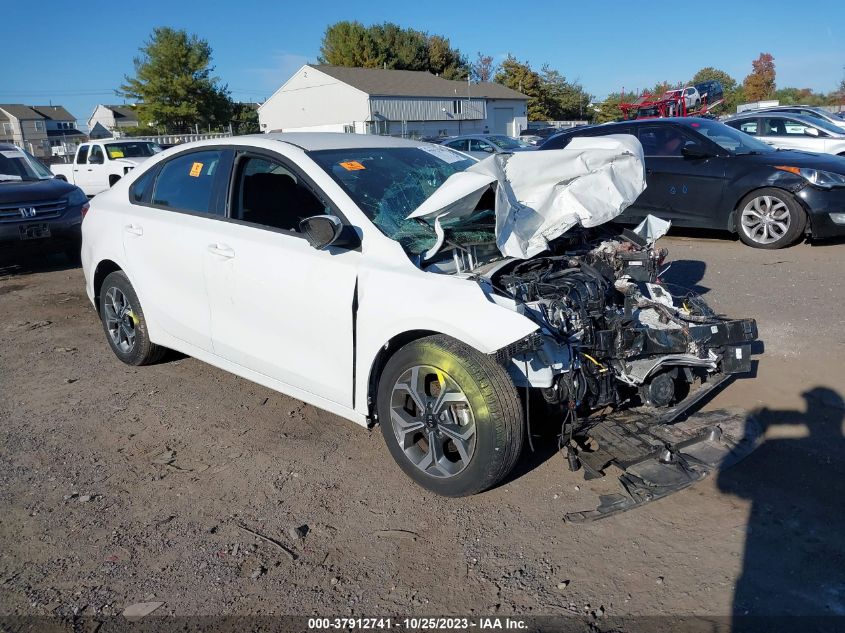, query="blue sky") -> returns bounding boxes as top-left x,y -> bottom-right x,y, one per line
1,0 -> 843,128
